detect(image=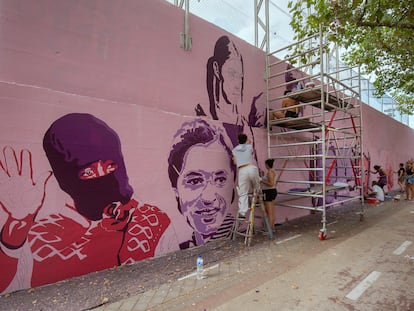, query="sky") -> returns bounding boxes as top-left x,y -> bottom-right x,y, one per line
168,0 -> 295,52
